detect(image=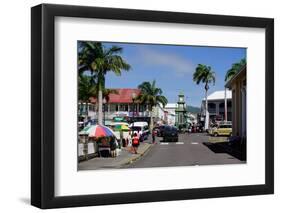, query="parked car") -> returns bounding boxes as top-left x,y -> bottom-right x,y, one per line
157,125 -> 168,137
129,121 -> 149,141
208,123 -> 218,134
196,124 -> 204,132
186,123 -> 202,133
162,126 -> 178,142
211,123 -> 232,136
179,127 -> 188,133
